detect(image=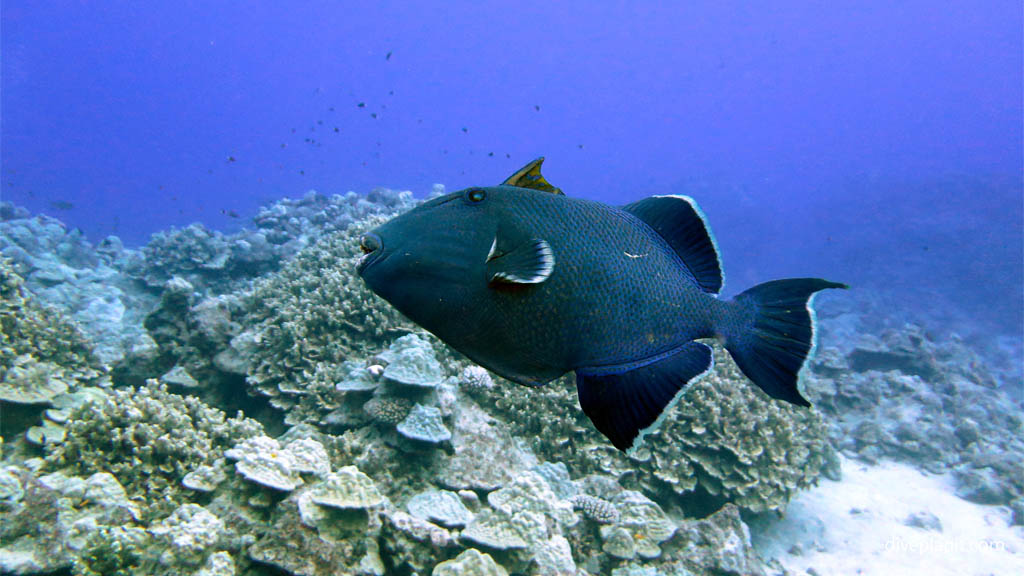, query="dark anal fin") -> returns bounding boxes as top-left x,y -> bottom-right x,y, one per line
576,342 -> 713,453
623,195 -> 723,294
